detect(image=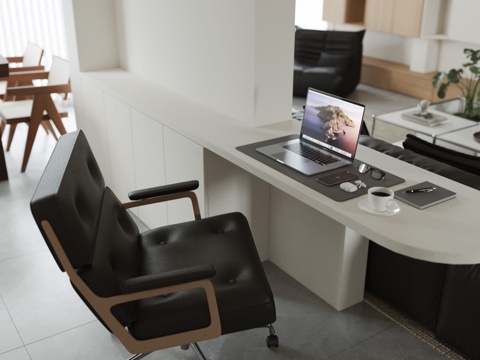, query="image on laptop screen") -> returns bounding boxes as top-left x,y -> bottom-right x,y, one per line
301,89 -> 365,160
